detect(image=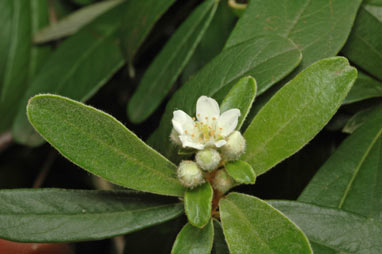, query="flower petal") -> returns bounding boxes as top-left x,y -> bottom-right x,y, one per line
179,135 -> 204,150
217,109 -> 241,136
196,96 -> 220,123
214,140 -> 227,148
172,110 -> 194,134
